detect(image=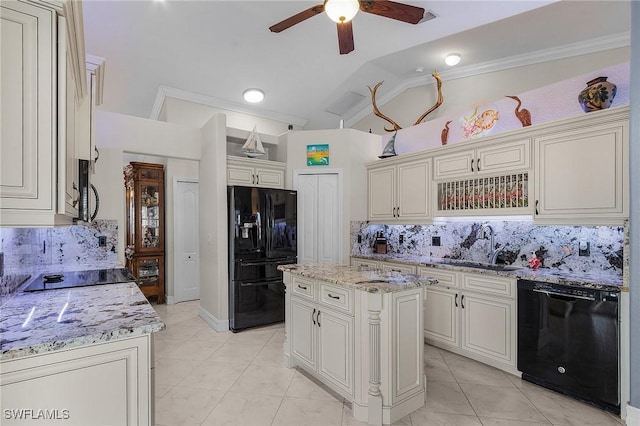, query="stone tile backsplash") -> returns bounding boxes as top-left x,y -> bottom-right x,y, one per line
0,220 -> 120,275
351,220 -> 624,278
